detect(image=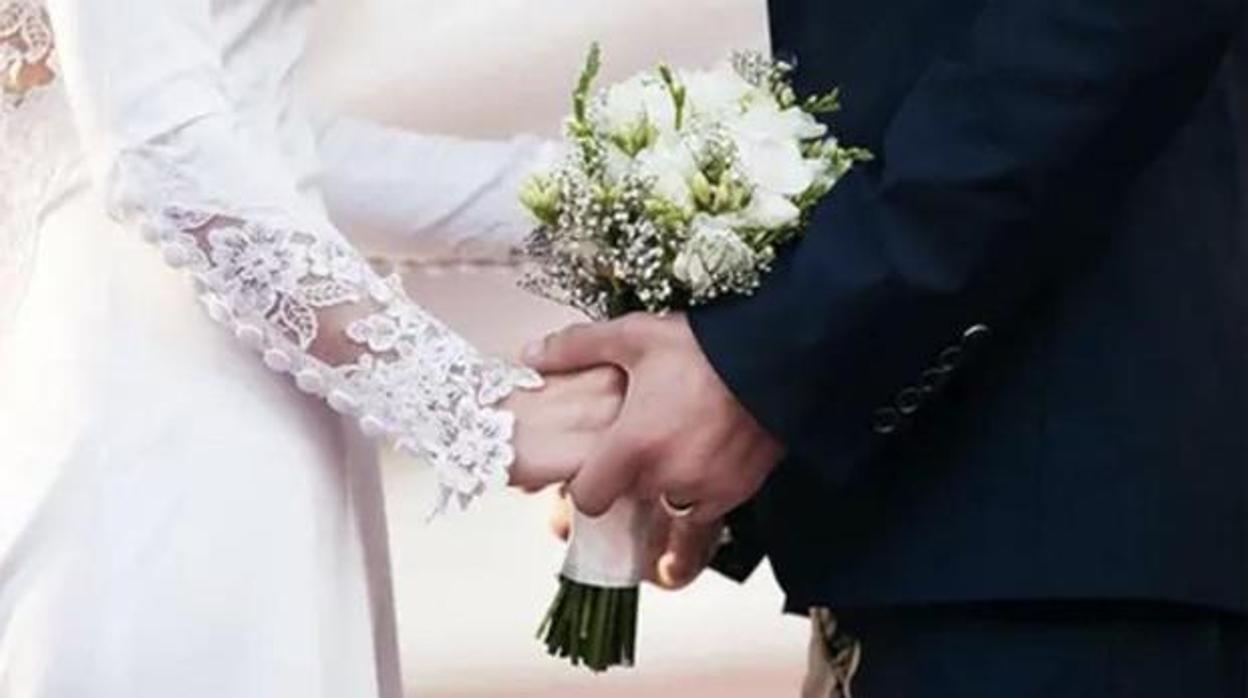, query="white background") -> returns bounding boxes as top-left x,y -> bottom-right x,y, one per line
304,2 -> 810,695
